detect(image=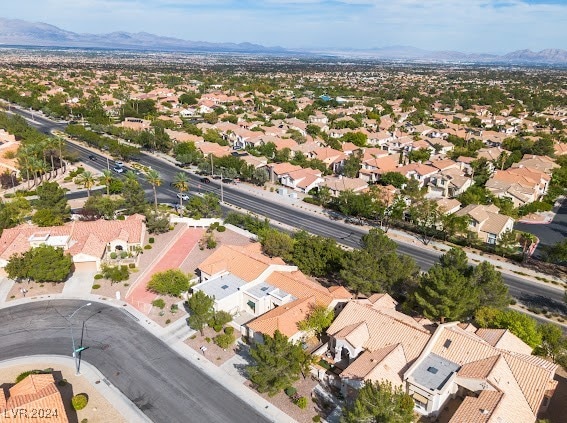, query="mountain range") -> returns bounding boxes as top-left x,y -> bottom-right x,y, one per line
0,17 -> 565,64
